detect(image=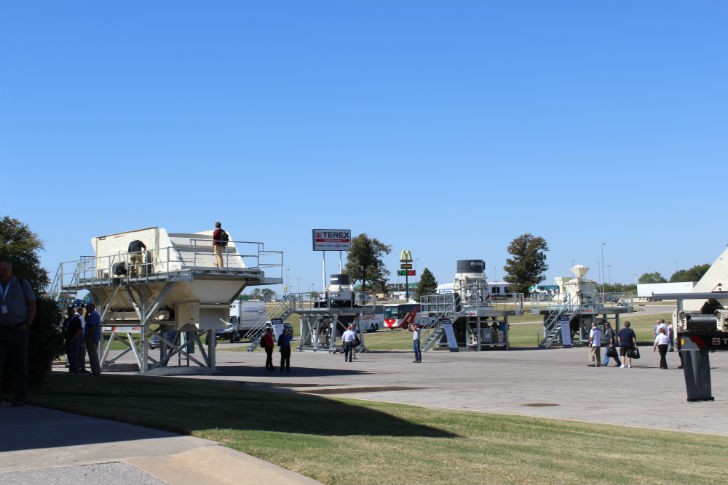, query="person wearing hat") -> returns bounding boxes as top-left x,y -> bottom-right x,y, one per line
277,325 -> 293,373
